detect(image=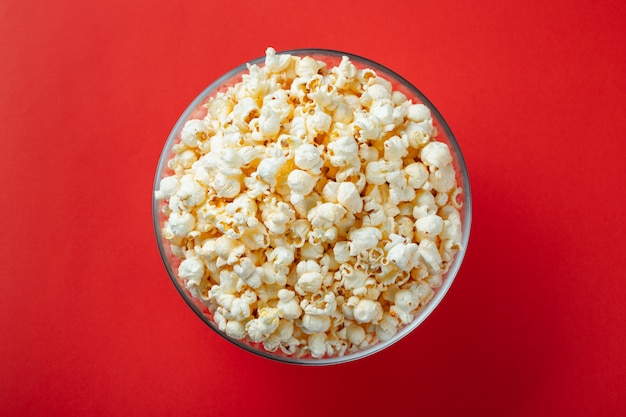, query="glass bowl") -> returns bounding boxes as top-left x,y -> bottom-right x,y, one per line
153,48 -> 472,365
